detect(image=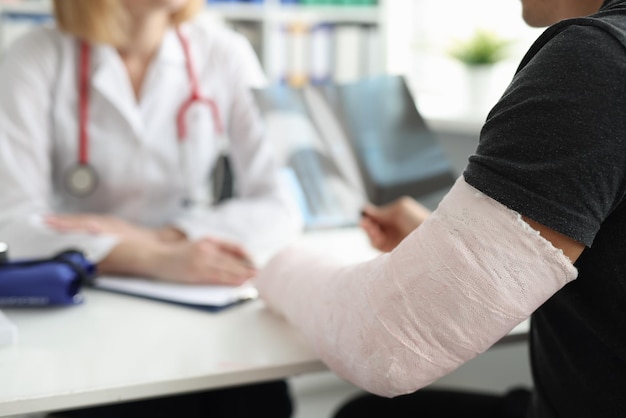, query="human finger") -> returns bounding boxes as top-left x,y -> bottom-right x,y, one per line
361,204 -> 385,223
195,238 -> 255,268
201,257 -> 257,286
215,241 -> 255,267
360,217 -> 388,251
45,215 -> 101,233
359,216 -> 379,238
